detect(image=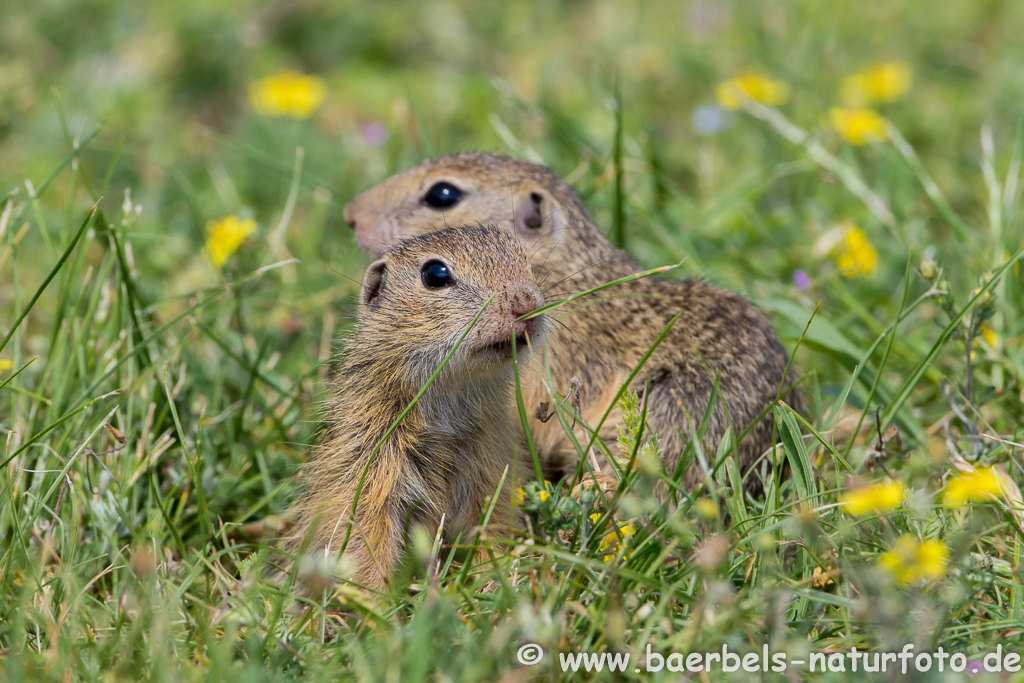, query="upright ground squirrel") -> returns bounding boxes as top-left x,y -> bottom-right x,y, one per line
284,225 -> 546,590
